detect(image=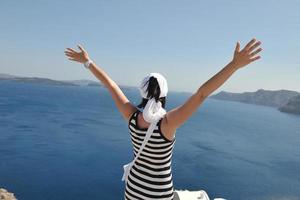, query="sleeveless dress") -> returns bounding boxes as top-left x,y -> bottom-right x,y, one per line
124,109 -> 176,200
